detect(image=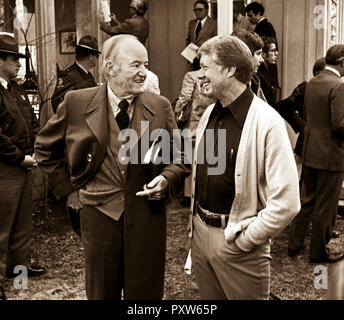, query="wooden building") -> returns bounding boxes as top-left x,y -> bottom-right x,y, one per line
0,0 -> 343,115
